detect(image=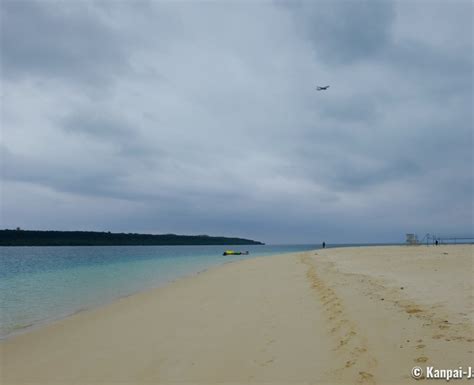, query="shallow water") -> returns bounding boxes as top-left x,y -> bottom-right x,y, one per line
0,244 -> 319,338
